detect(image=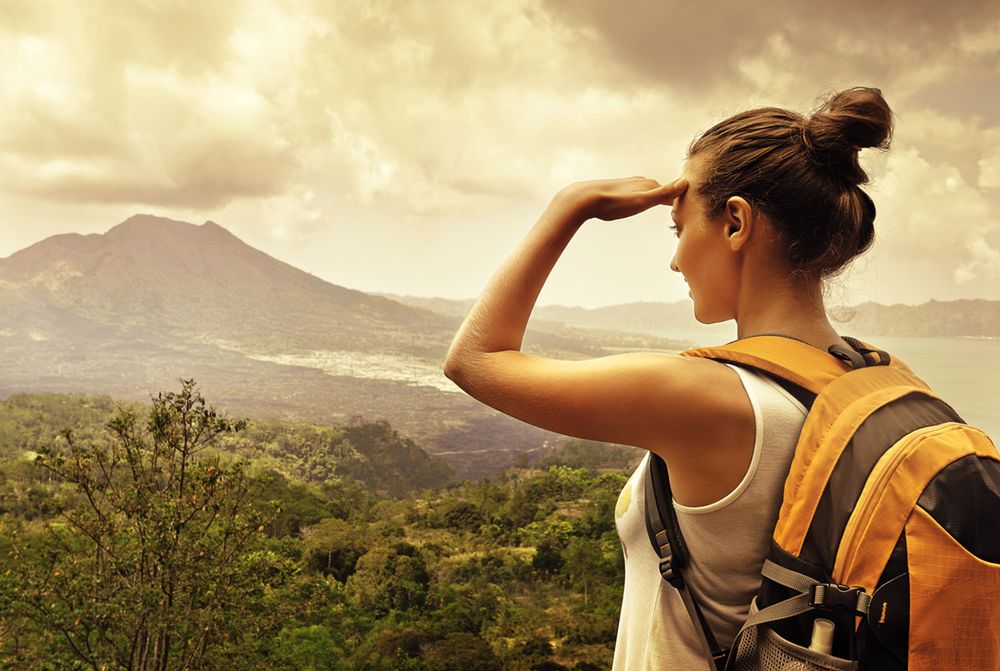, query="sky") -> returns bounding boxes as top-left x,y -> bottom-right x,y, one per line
1,0 -> 999,308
